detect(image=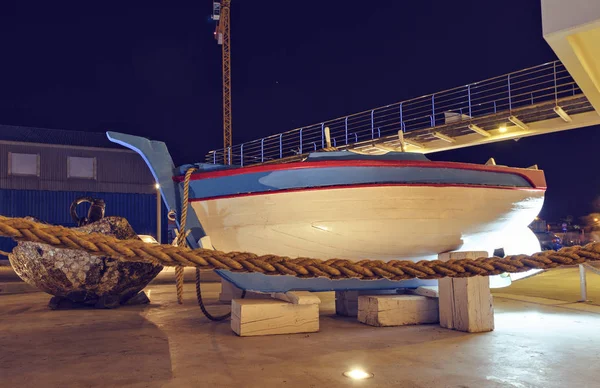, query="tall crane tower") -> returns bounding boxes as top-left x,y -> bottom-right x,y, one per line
211,0 -> 232,164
